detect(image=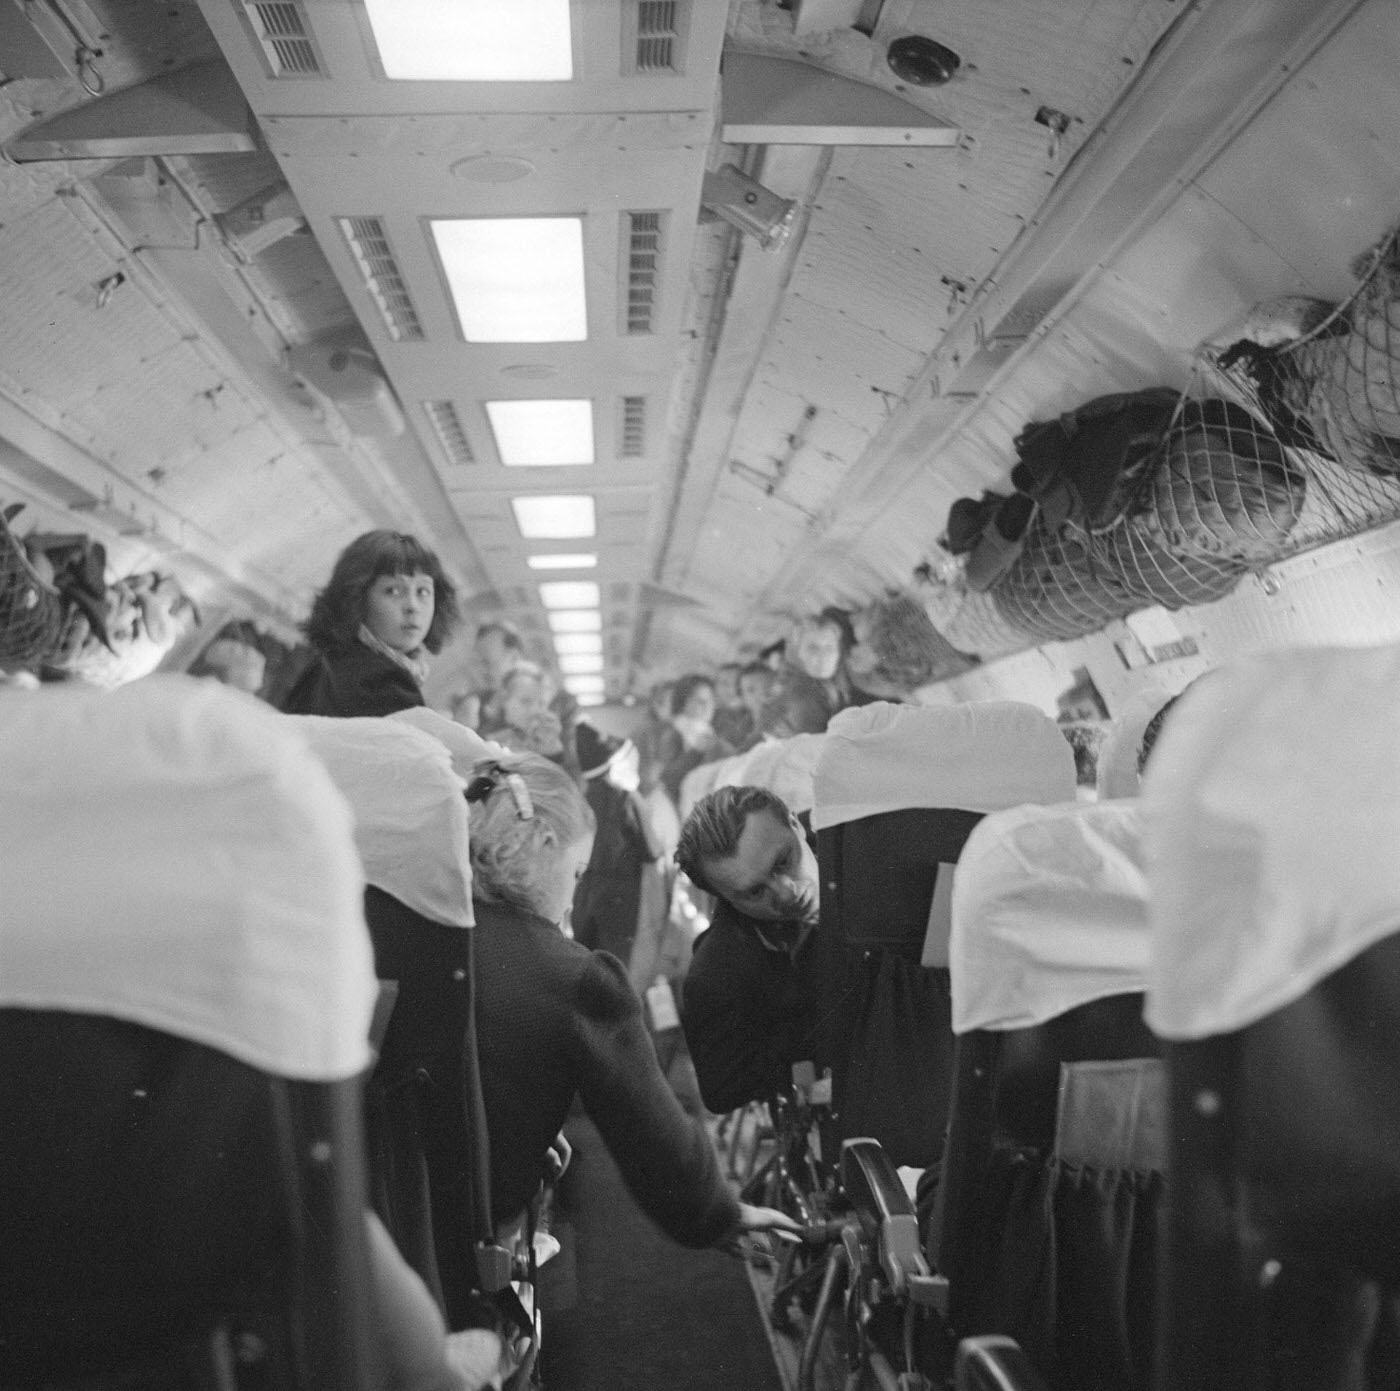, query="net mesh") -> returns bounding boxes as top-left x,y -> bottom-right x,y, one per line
0,509 -> 62,670
941,223 -> 1400,657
